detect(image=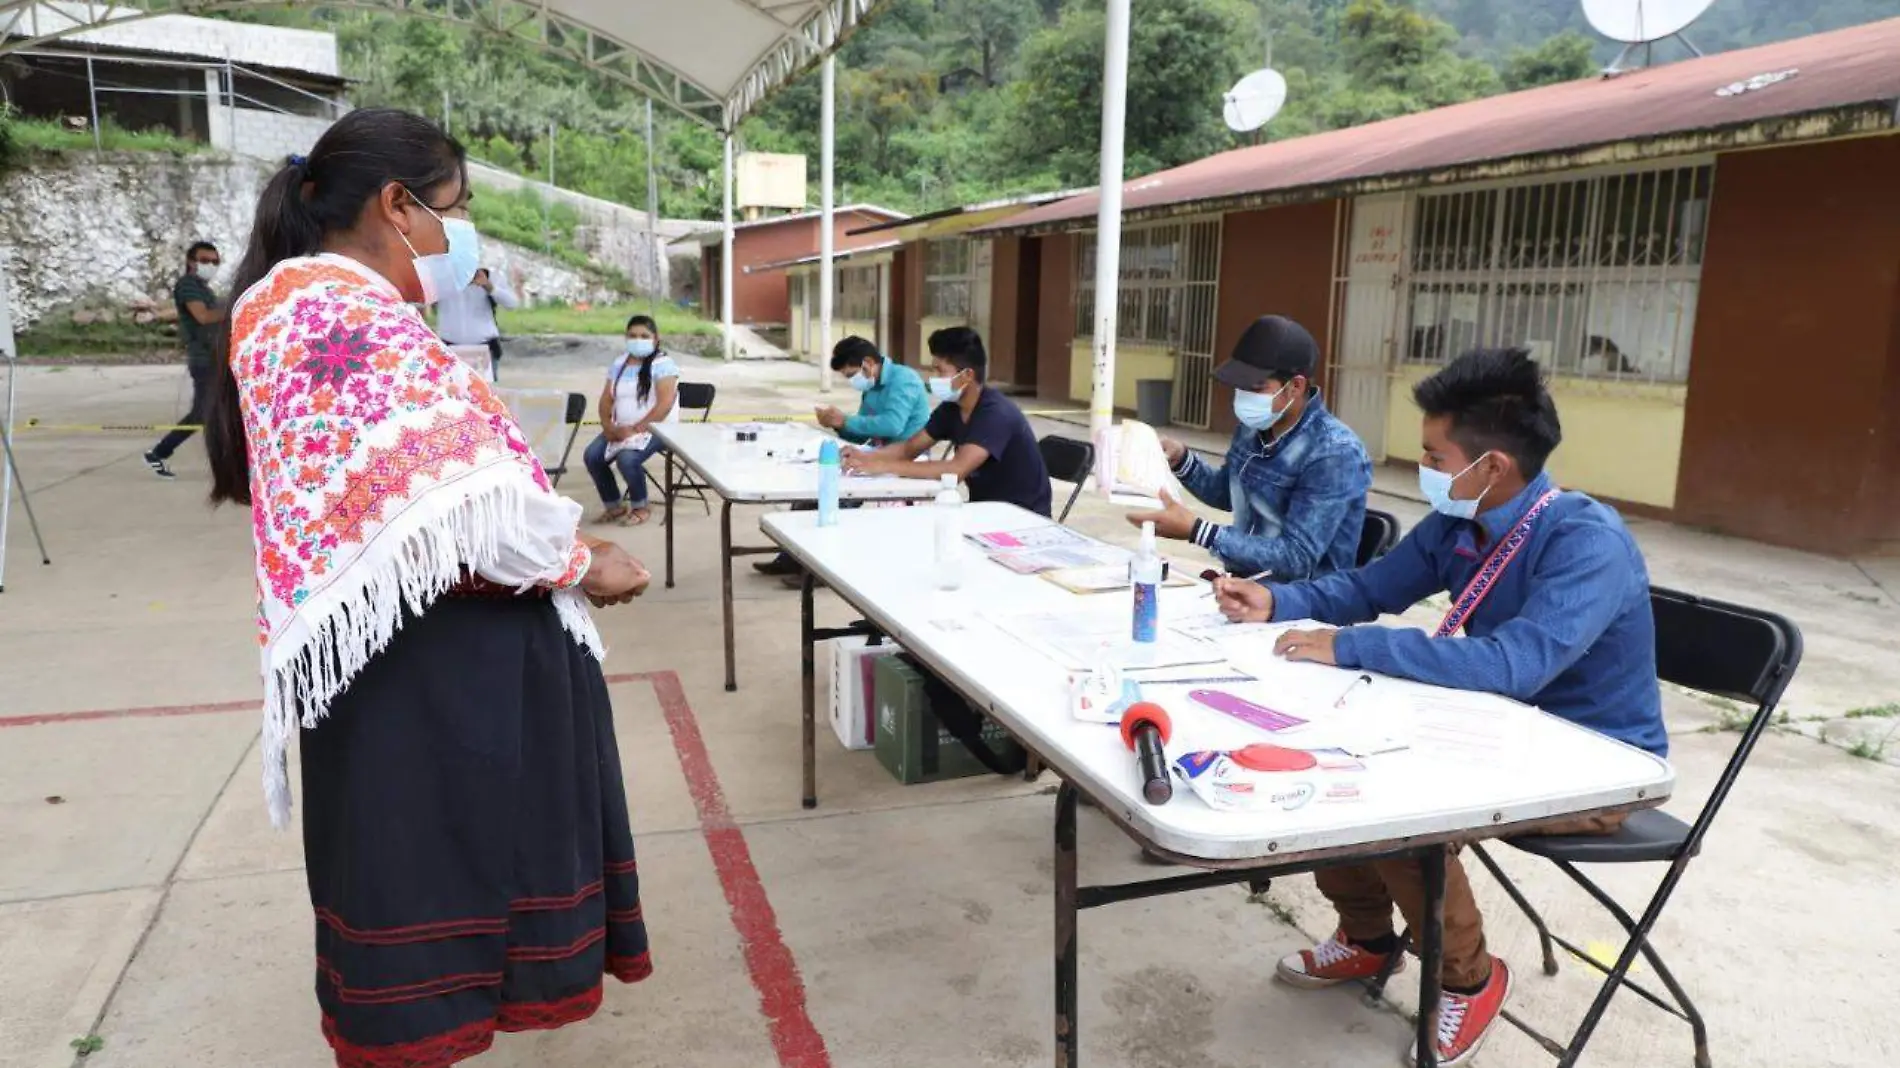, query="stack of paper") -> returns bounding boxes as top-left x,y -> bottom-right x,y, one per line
1108,420 -> 1189,505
